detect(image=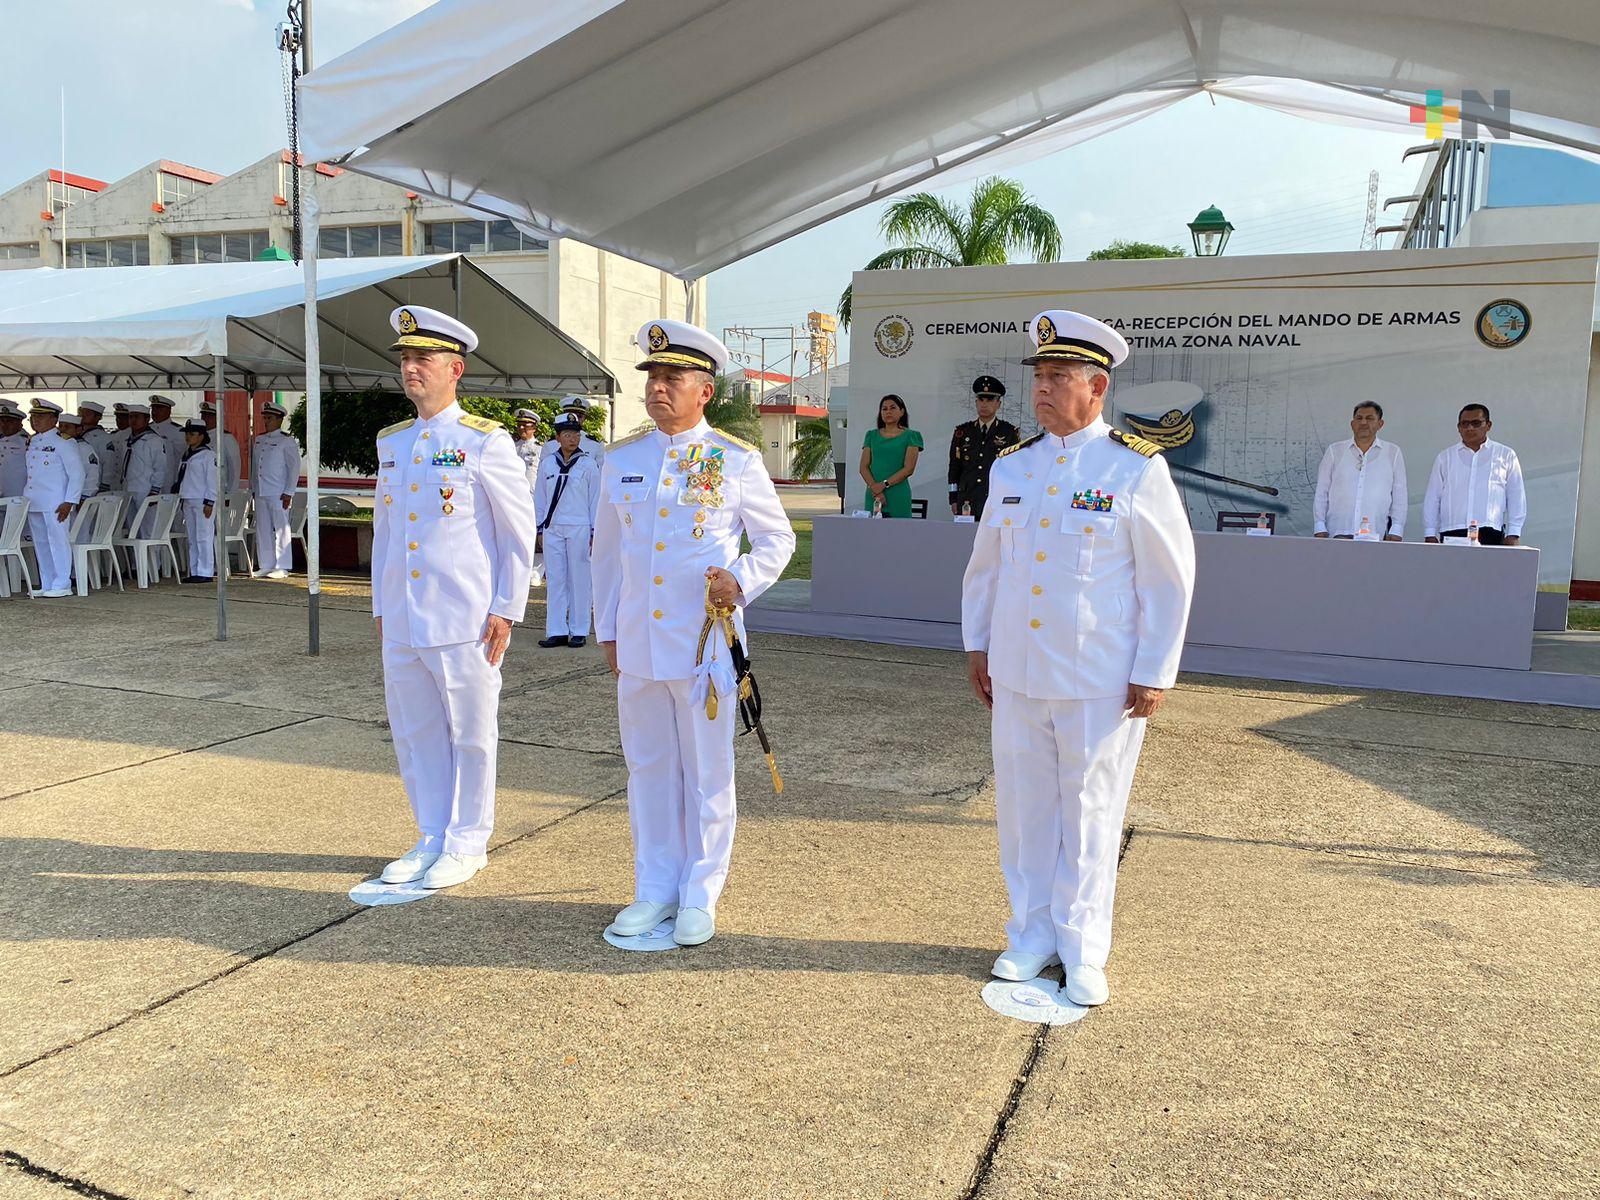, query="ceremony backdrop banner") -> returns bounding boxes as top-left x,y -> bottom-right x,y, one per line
847,245 -> 1598,587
